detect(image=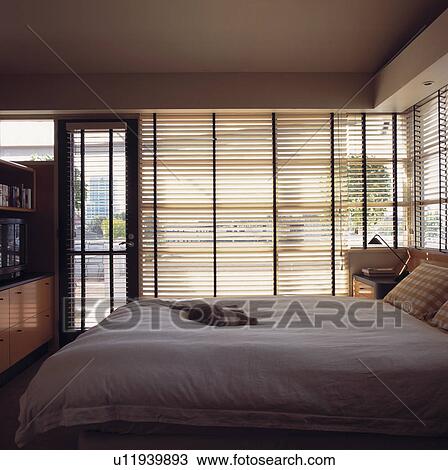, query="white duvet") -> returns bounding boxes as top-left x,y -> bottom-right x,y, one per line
16,296 -> 448,446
